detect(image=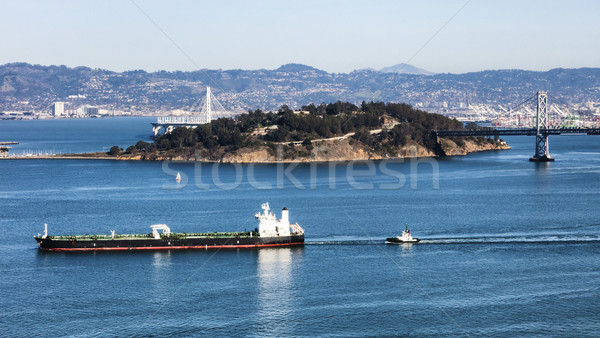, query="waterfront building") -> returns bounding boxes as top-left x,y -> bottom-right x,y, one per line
51,102 -> 64,117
